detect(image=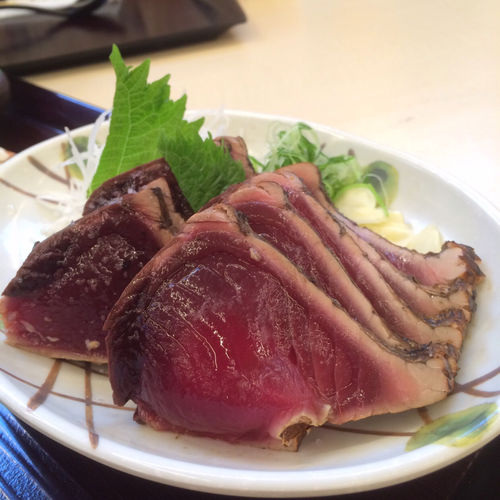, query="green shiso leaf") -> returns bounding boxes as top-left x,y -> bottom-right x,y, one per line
158,131 -> 246,211
89,45 -> 245,208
